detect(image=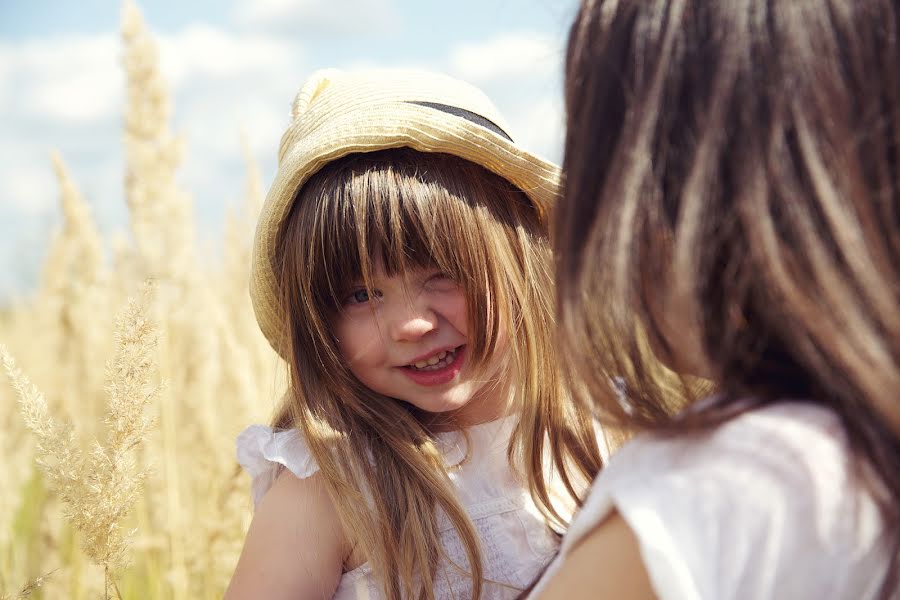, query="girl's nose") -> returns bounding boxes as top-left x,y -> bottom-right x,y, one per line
389,302 -> 438,342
